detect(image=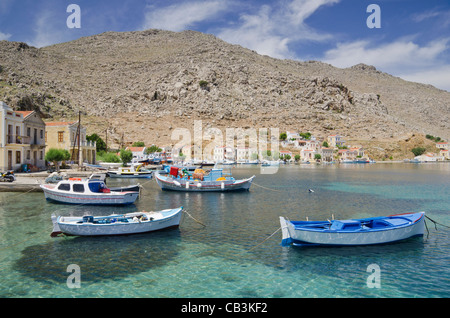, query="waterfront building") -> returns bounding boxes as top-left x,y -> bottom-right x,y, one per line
327,134 -> 345,148
320,147 -> 334,162
0,102 -> 47,171
45,121 -> 96,164
125,146 -> 147,161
